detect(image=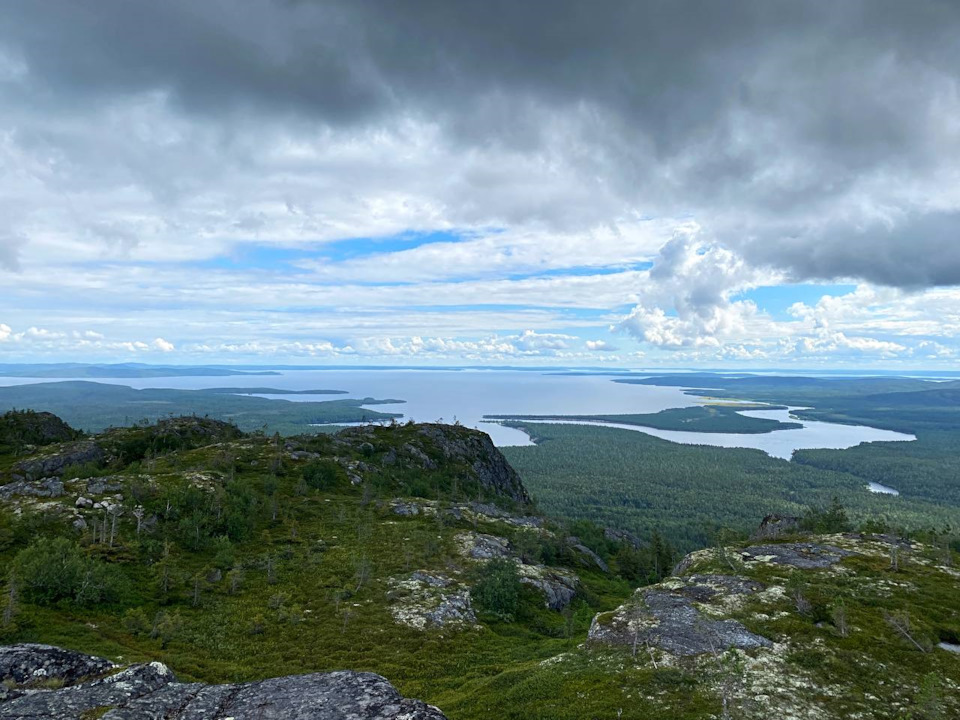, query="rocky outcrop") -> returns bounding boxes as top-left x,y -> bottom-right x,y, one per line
739,542 -> 855,569
454,531 -> 580,610
566,537 -> 610,573
0,644 -> 447,719
0,411 -> 80,451
414,425 -> 531,504
9,441 -> 106,482
0,477 -> 65,501
754,514 -> 801,539
588,574 -> 772,656
387,572 -> 477,630
517,564 -> 579,610
604,527 -> 644,549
